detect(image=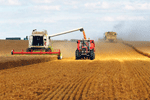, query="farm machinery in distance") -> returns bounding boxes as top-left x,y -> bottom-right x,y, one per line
104,31 -> 117,42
